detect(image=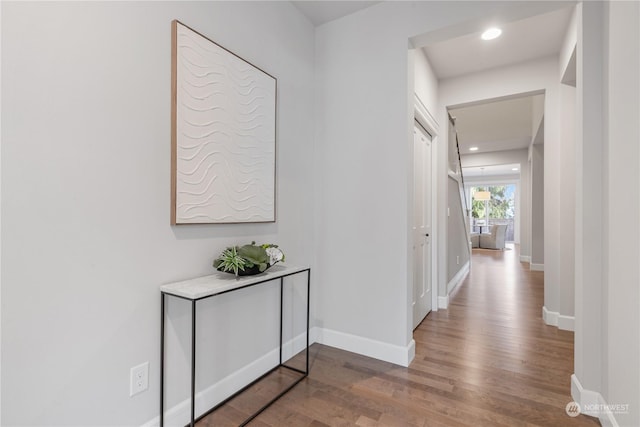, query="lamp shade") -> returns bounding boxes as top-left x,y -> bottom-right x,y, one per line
474,191 -> 491,201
